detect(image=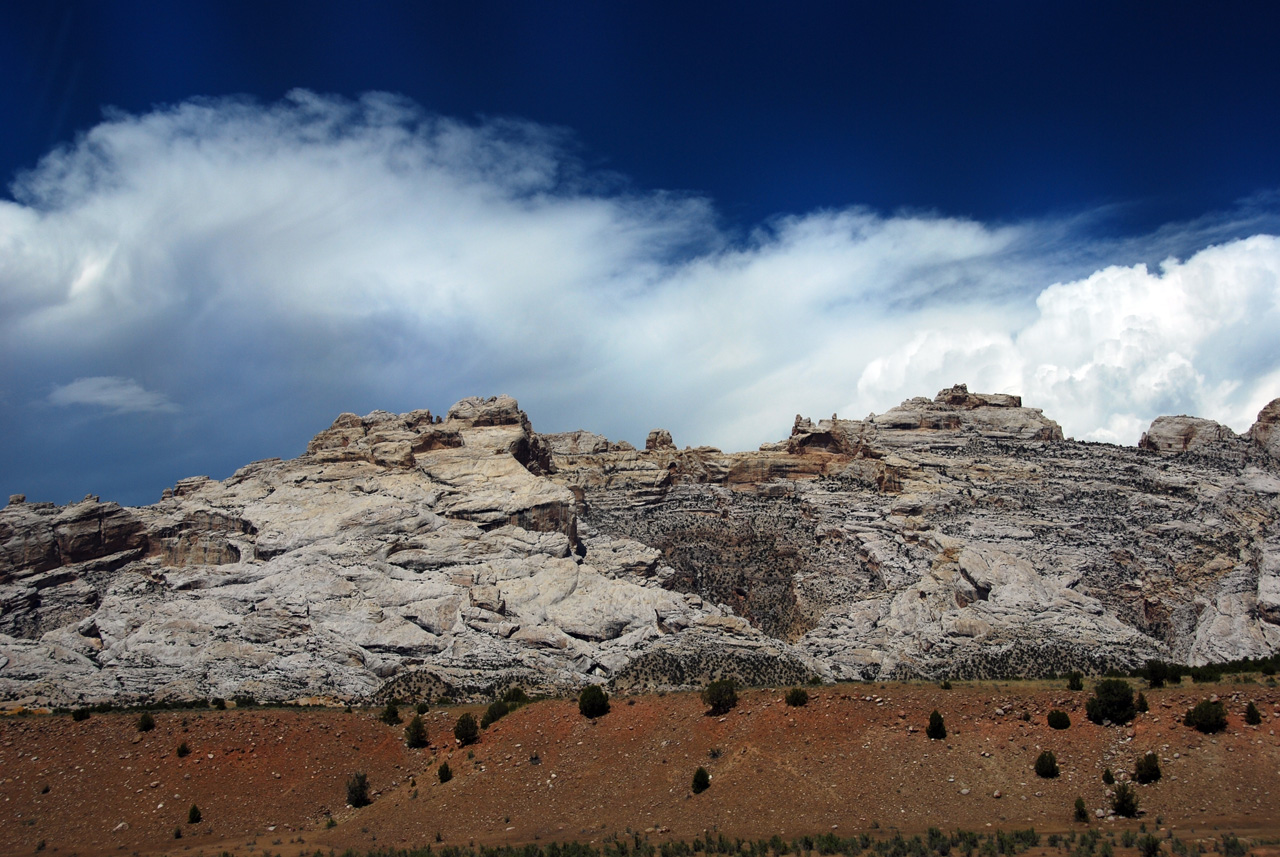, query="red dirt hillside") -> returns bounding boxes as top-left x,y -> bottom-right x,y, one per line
1,680 -> 1278,857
